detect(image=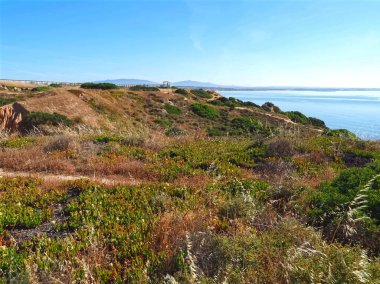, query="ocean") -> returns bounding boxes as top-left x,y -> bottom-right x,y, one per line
220,90 -> 380,140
